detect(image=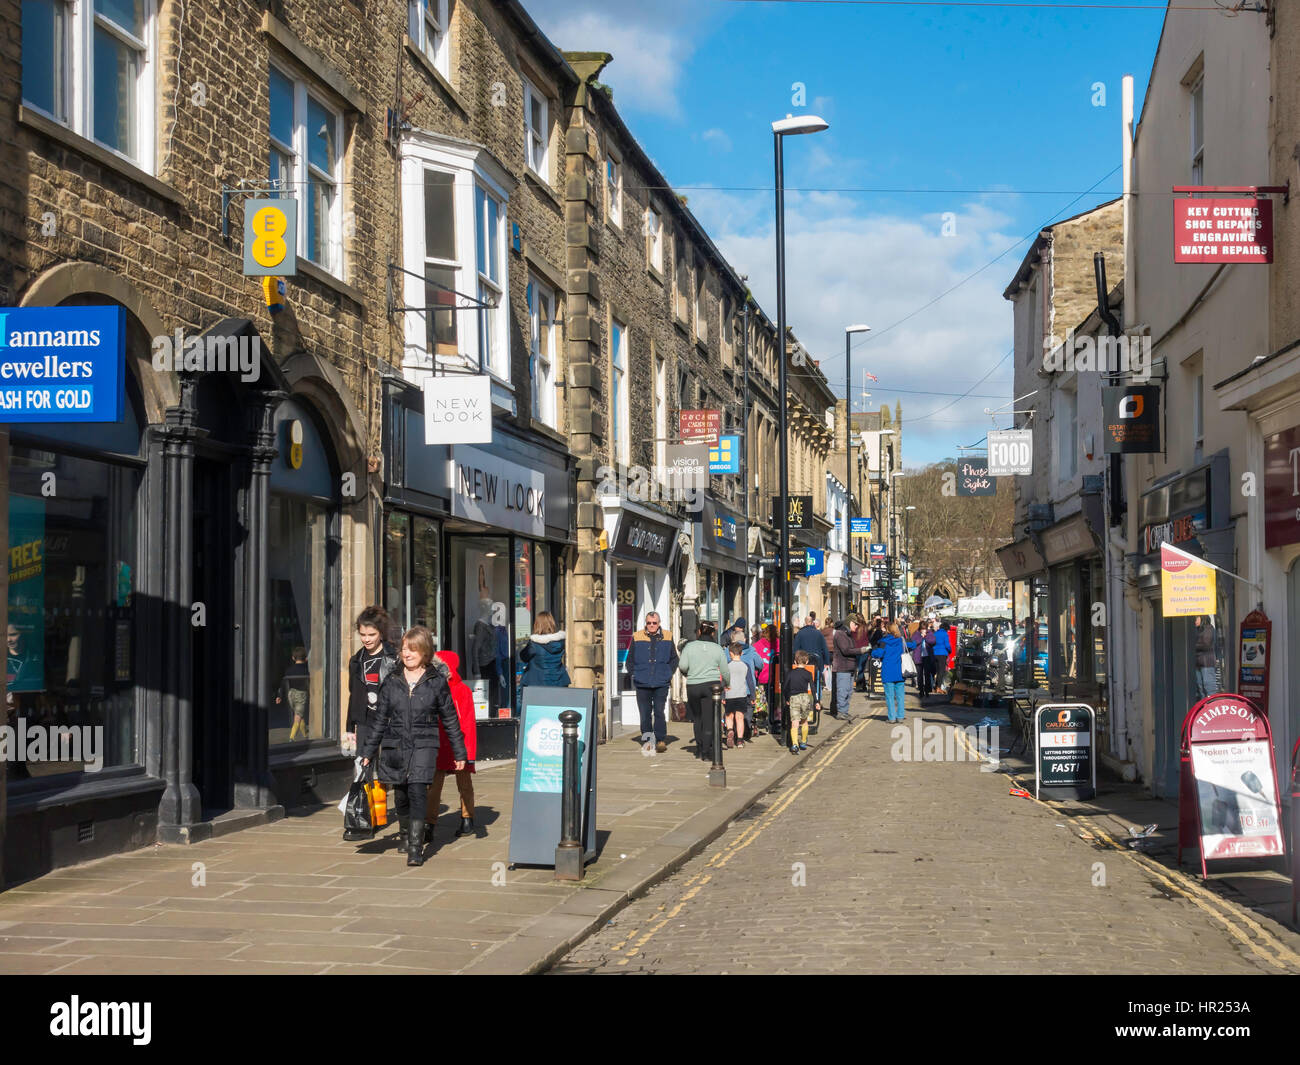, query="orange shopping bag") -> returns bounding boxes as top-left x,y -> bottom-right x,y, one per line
365,776 -> 388,827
